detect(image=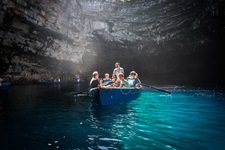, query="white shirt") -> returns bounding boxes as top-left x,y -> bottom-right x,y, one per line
113,67 -> 124,80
